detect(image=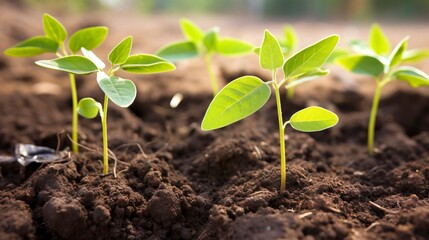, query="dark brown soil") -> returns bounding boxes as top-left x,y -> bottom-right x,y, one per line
1,3 -> 429,240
